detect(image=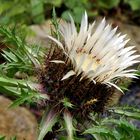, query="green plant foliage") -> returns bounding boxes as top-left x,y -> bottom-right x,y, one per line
84,117 -> 140,140
62,8 -> 85,24
0,136 -> 16,140
64,111 -> 74,140
0,26 -> 47,106
97,0 -> 120,9
9,88 -> 40,107
0,26 -> 43,77
0,0 -> 30,25
51,7 -> 60,40
0,0 -> 47,25
0,136 -> 5,140
0,76 -> 48,106
84,126 -> 116,139
0,0 -> 140,26
62,0 -> 89,23
124,0 -> 140,10
136,65 -> 140,75
30,0 -> 45,24
61,98 -> 74,108
38,109 -> 58,140
45,0 -> 62,7
109,106 -> 140,120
